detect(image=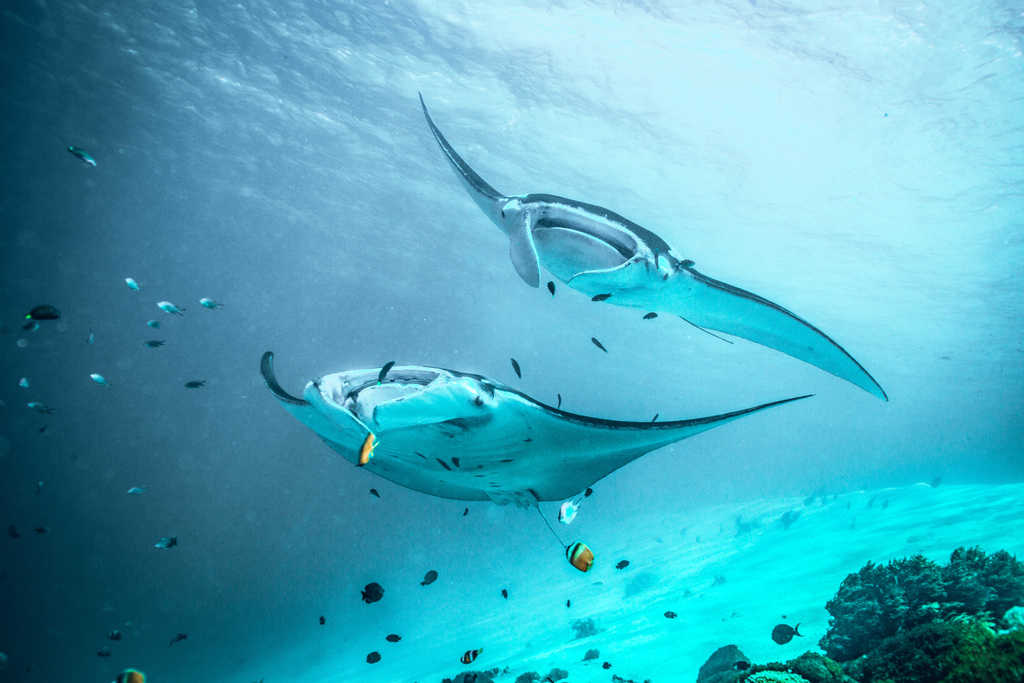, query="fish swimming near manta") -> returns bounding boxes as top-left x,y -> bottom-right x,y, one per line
418,94 -> 887,401
261,351 -> 811,506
